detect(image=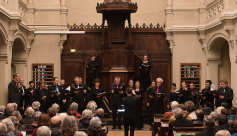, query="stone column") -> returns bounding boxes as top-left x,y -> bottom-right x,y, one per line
206,59 -> 222,89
